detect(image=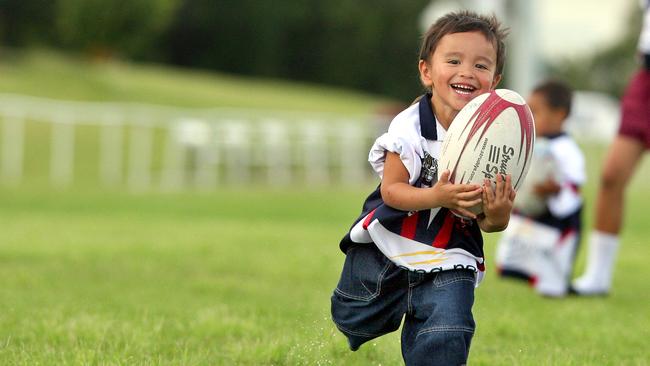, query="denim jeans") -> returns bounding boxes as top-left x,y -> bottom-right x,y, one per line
331,244 -> 476,366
